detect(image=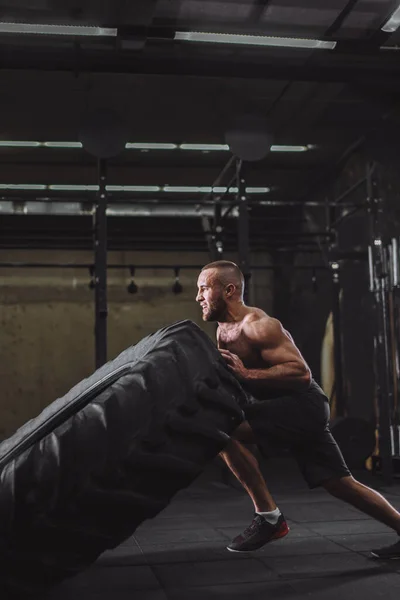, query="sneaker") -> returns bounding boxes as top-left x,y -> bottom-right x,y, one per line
227,513 -> 289,552
370,539 -> 400,559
